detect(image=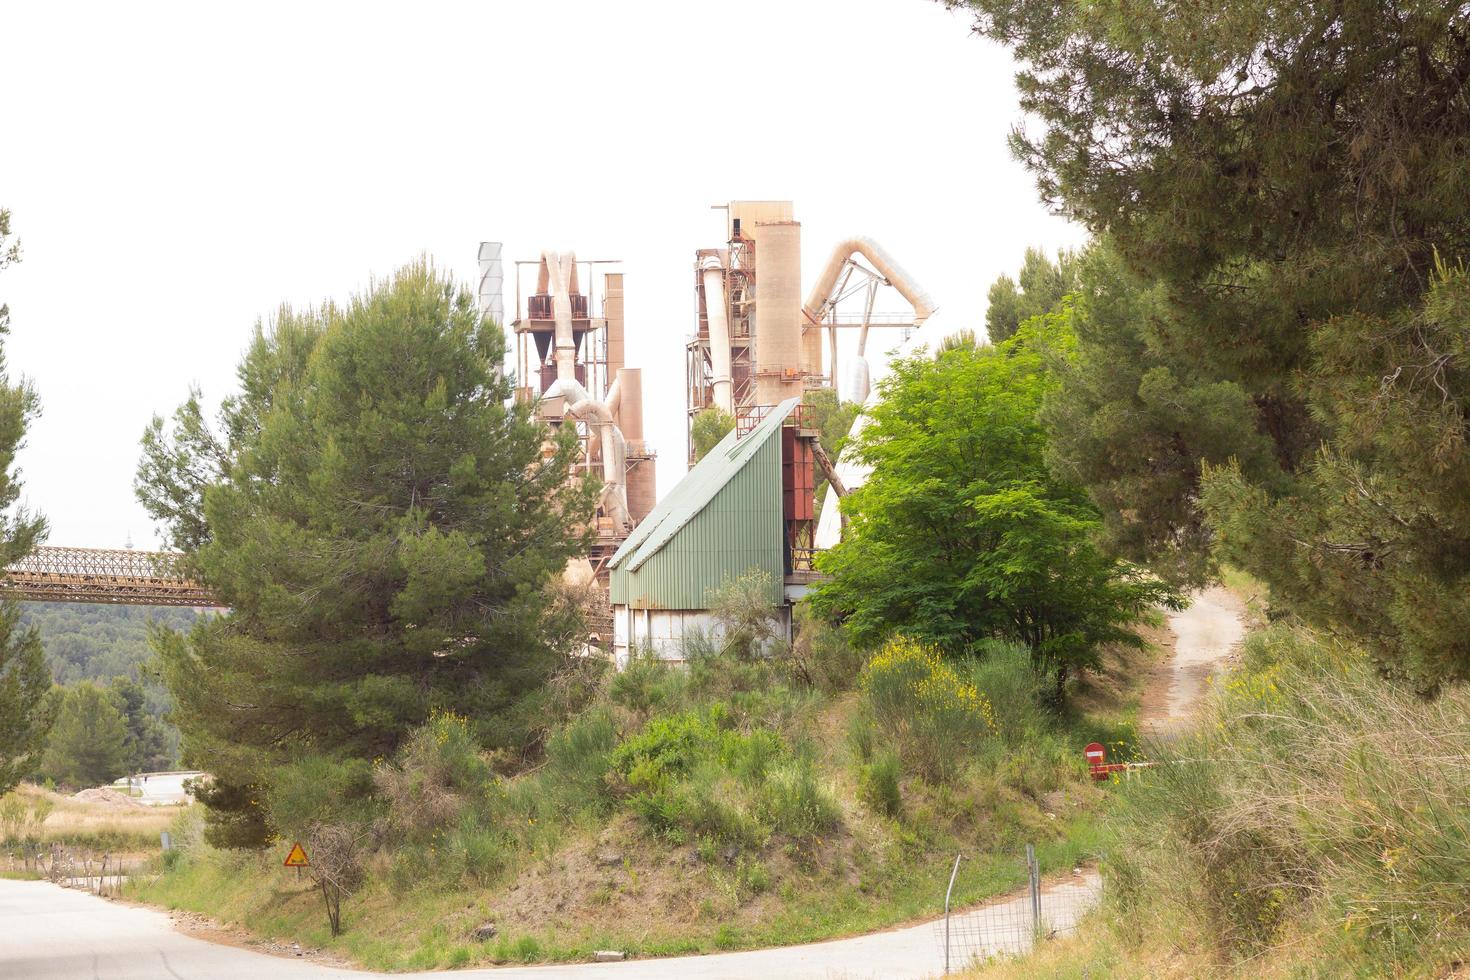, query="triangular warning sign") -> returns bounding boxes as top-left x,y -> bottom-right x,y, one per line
283,842 -> 310,867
